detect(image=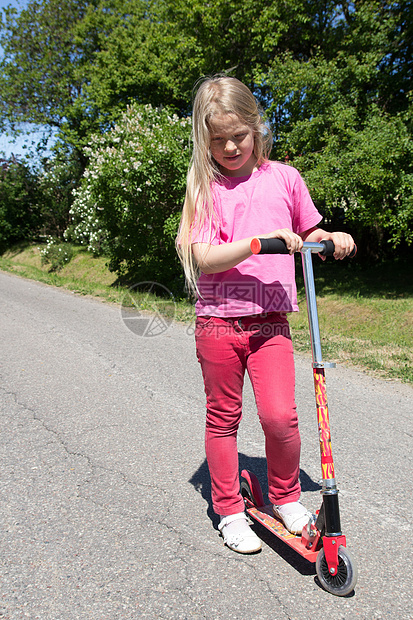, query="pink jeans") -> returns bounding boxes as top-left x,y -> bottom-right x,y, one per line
195,313 -> 301,516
